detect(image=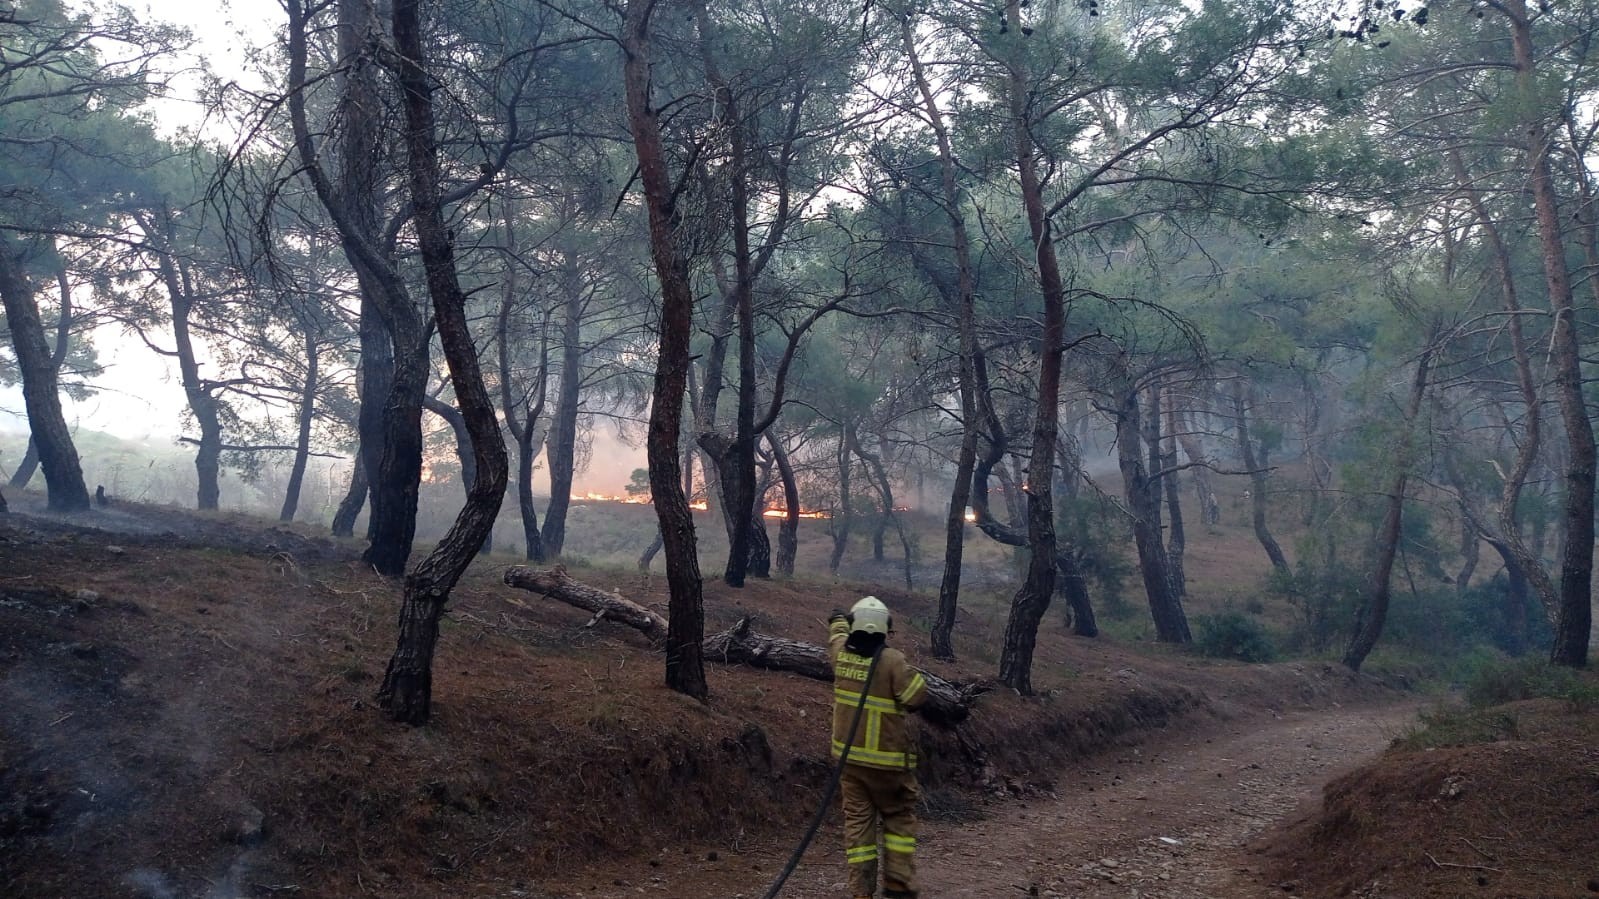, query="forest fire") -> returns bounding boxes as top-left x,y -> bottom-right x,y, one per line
571,492 -> 650,504
762,506 -> 830,519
